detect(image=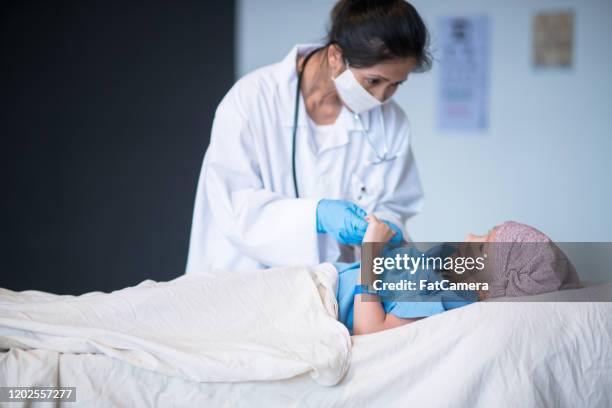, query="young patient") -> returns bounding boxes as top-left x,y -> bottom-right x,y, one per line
334,215 -> 580,335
